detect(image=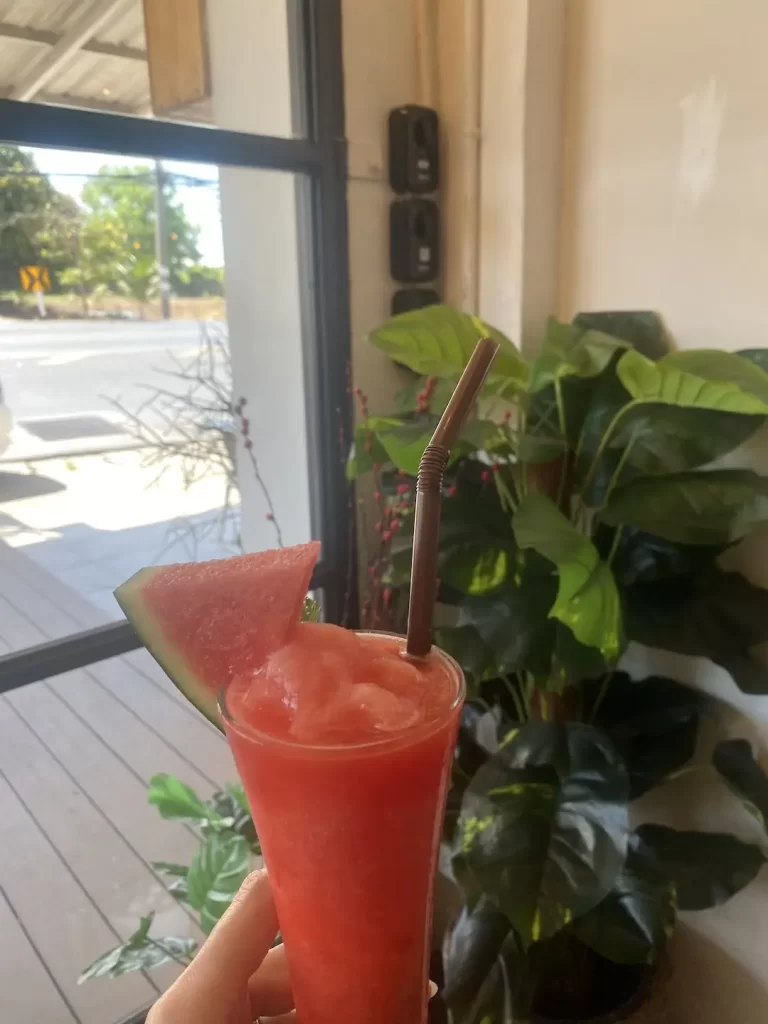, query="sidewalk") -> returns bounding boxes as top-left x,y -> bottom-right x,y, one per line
0,449 -> 240,617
